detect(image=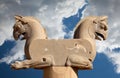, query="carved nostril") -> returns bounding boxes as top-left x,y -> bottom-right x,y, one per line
89,58 -> 92,62
43,58 -> 46,62
22,32 -> 26,35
